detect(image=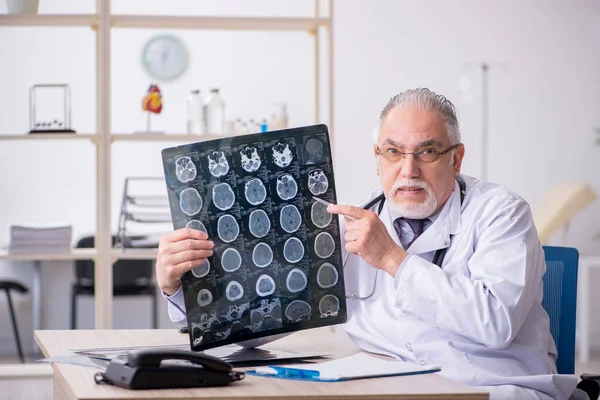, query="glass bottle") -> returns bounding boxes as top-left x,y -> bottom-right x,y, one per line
204,88 -> 226,135
186,89 -> 205,135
